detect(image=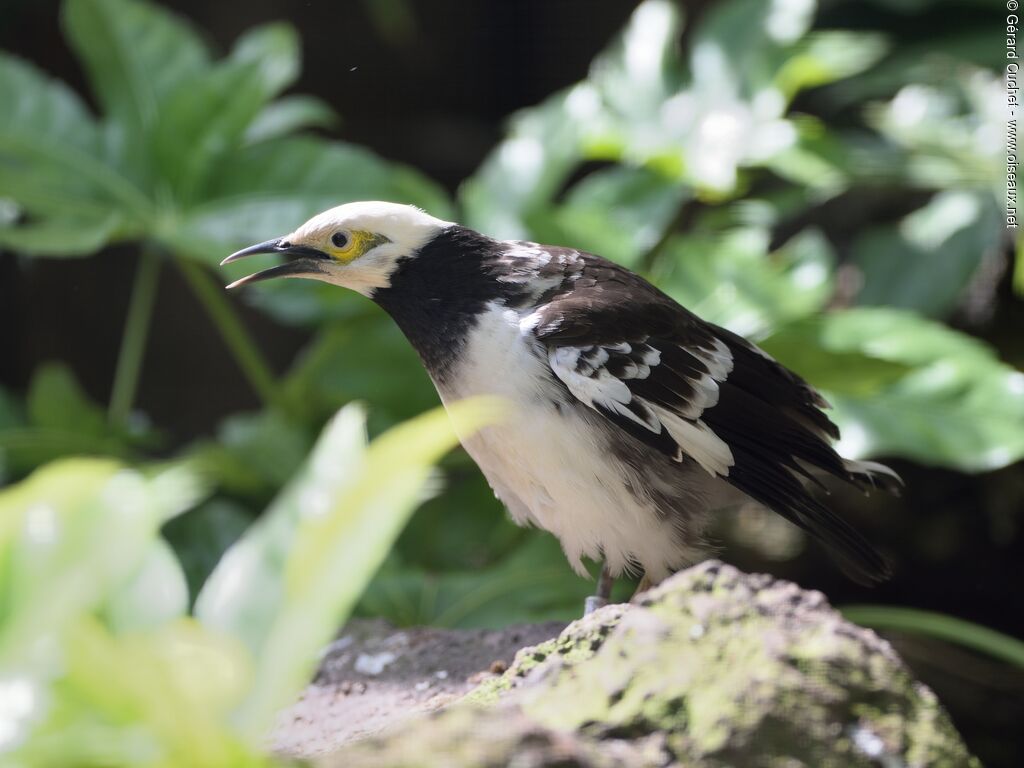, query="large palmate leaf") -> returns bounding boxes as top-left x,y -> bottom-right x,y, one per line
62,0 -> 209,143
3,0 -> 450,264
153,60 -> 277,204
152,23 -> 302,202
0,54 -> 146,232
761,309 -> 1024,471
